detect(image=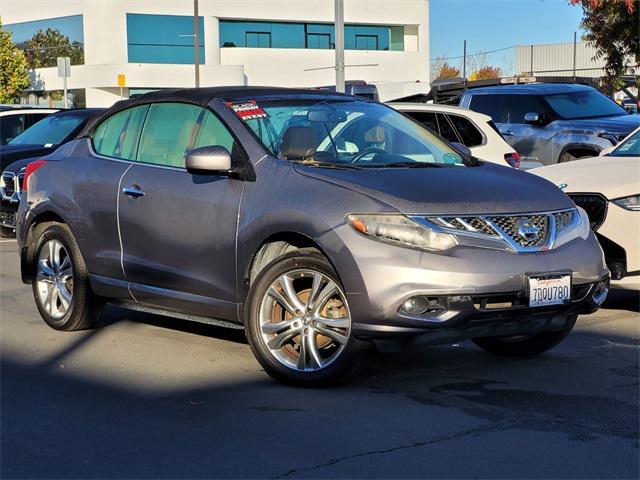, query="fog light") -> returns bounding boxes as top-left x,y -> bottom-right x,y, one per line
399,296 -> 446,316
401,297 -> 430,315
591,279 -> 609,305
